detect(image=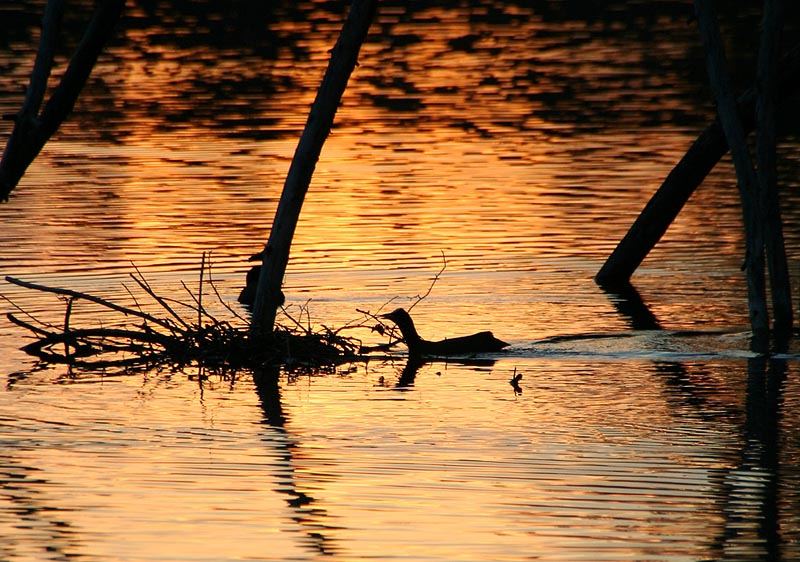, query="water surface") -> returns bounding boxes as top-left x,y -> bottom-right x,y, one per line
2,1 -> 800,560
